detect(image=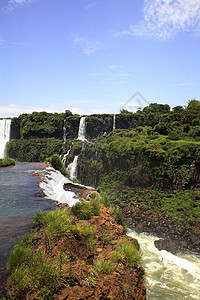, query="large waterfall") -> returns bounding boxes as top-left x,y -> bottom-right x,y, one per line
77,117 -> 87,141
128,230 -> 200,299
0,119 -> 11,159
